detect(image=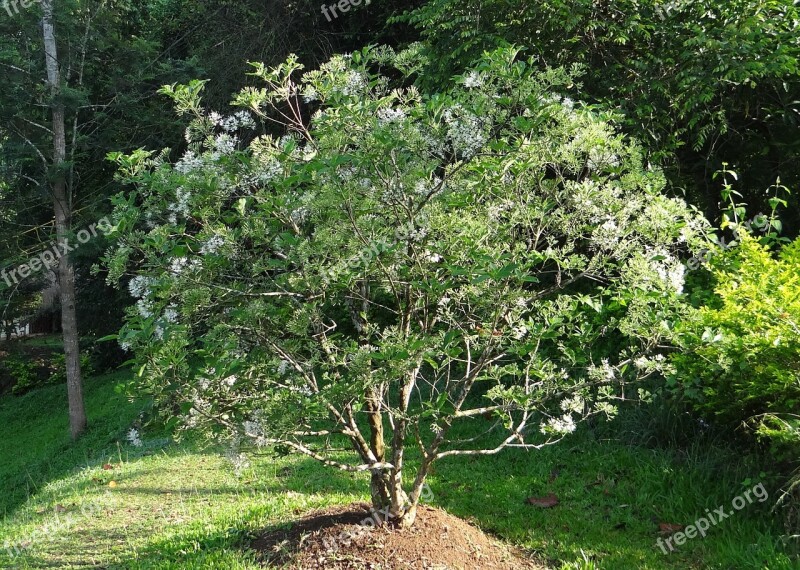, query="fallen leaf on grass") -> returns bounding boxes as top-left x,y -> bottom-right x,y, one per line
658,523 -> 685,535
525,493 -> 560,508
102,463 -> 114,470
